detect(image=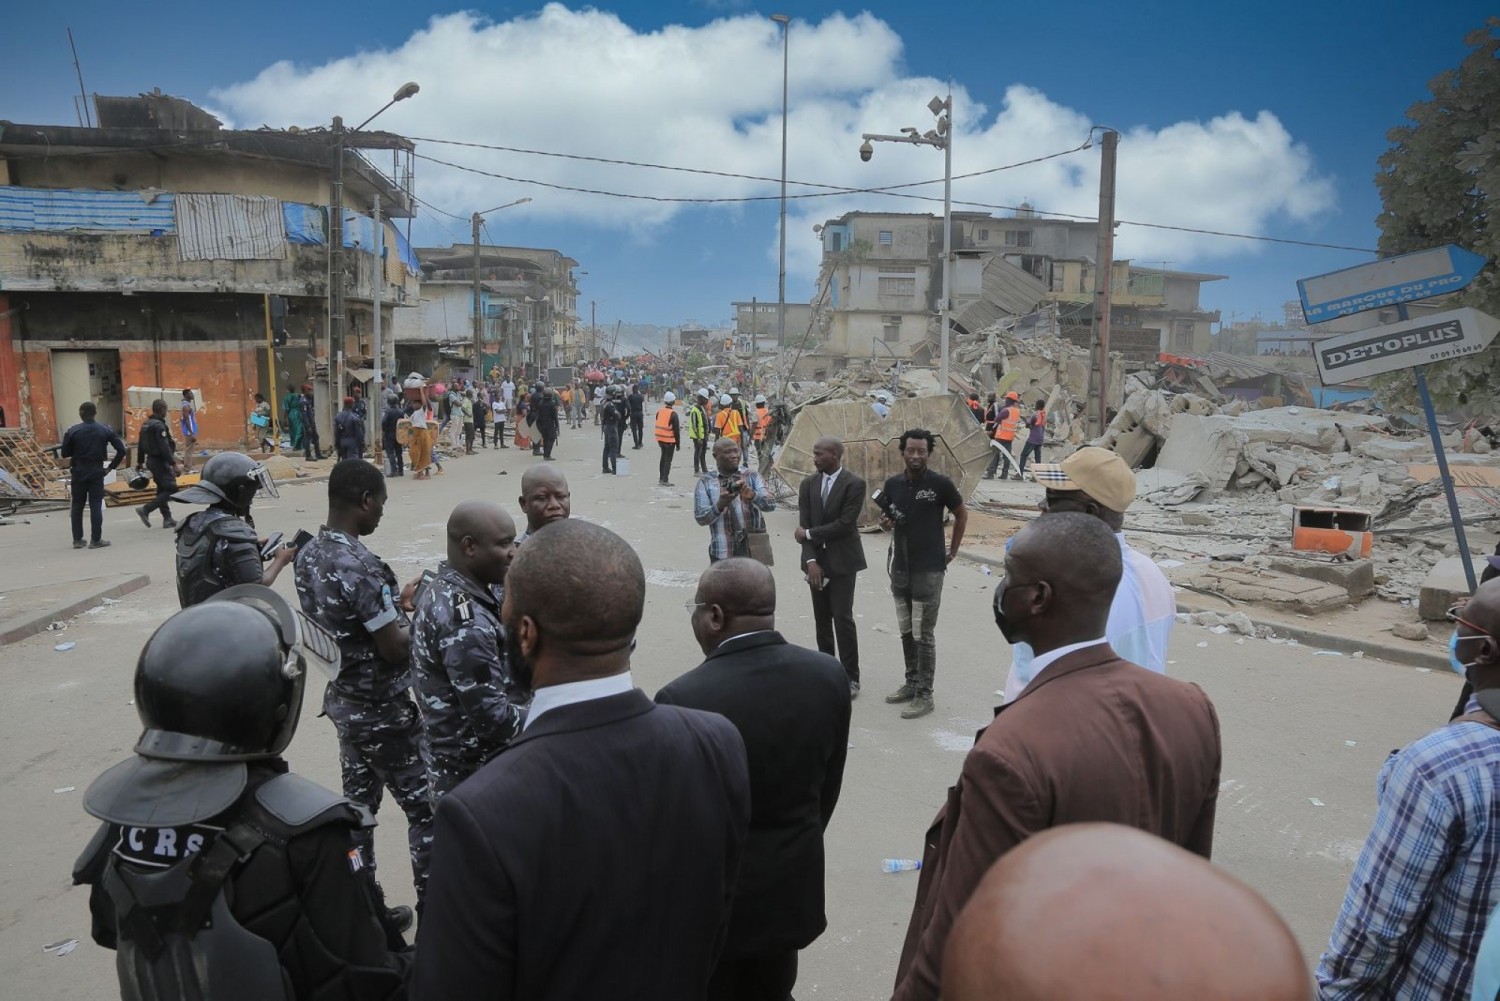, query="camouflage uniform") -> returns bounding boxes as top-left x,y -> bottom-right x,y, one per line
411,563 -> 527,802
293,528 -> 433,902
